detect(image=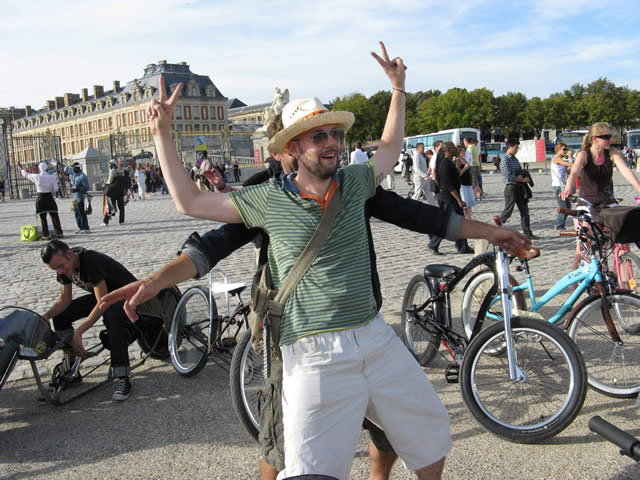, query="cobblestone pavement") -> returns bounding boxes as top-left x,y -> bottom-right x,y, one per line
1,167 -> 640,479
